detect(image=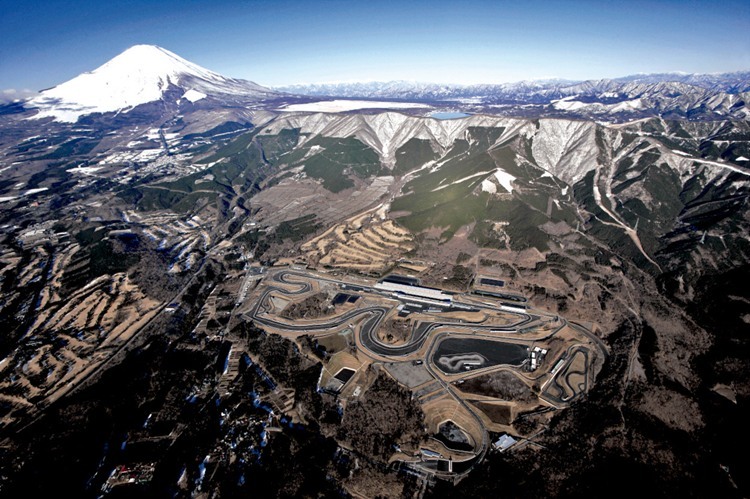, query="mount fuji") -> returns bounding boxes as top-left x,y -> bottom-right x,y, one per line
28,45 -> 278,122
